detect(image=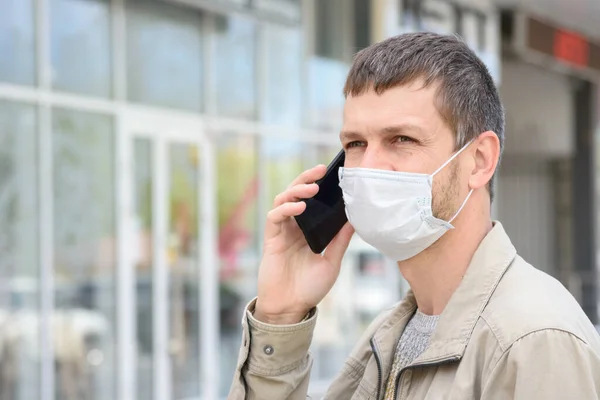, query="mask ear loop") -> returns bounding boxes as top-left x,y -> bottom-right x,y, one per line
430,139 -> 475,223
431,139 -> 474,177
449,189 -> 473,223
